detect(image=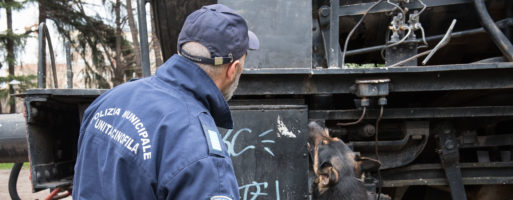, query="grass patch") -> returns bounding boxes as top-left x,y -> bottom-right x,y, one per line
0,162 -> 30,169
